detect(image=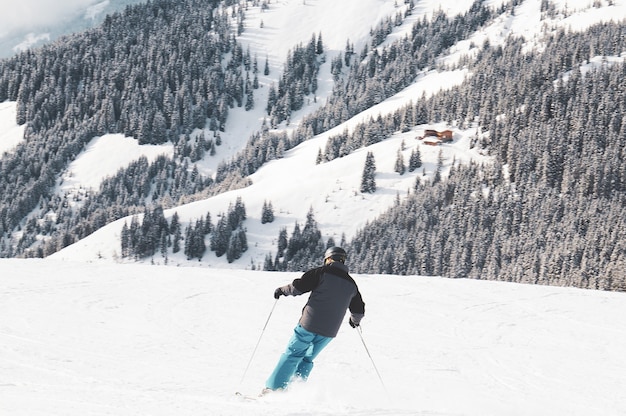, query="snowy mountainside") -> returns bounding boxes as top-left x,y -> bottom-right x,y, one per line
50,0 -> 626,268
50,83 -> 487,267
1,259 -> 625,415
48,0 -> 487,266
2,0 -> 626,271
